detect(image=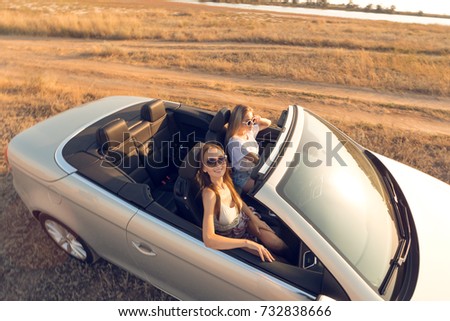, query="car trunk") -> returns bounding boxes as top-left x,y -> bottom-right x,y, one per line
8,96 -> 152,182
